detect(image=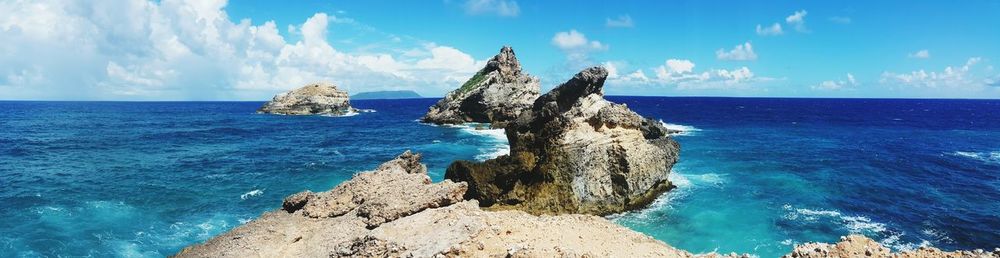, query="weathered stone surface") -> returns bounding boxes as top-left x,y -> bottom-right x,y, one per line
258,82 -> 358,115
421,46 -> 540,127
783,235 -> 1000,258
445,66 -> 681,215
175,152 -> 748,258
